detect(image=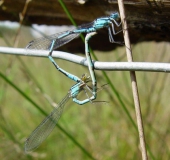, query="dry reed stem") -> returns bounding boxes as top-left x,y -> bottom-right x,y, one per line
117,0 -> 148,159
